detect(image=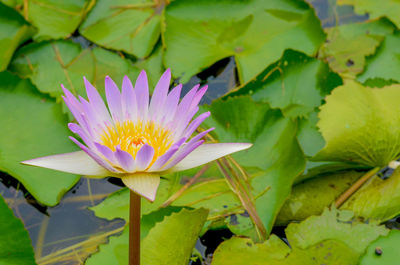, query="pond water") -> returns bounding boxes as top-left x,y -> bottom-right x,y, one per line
0,1 -> 374,264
